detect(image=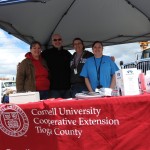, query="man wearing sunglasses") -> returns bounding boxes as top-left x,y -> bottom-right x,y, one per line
42,34 -> 72,98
